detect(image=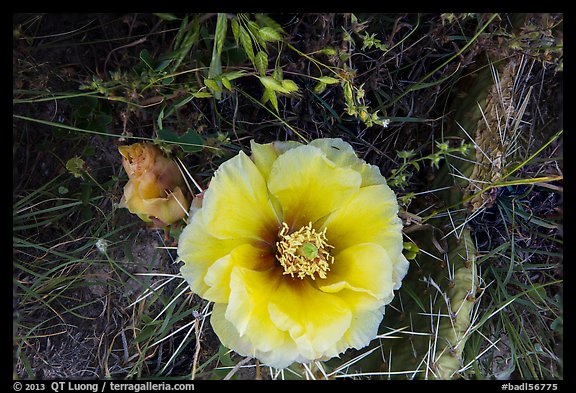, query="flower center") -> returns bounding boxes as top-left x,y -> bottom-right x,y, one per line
276,222 -> 334,280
